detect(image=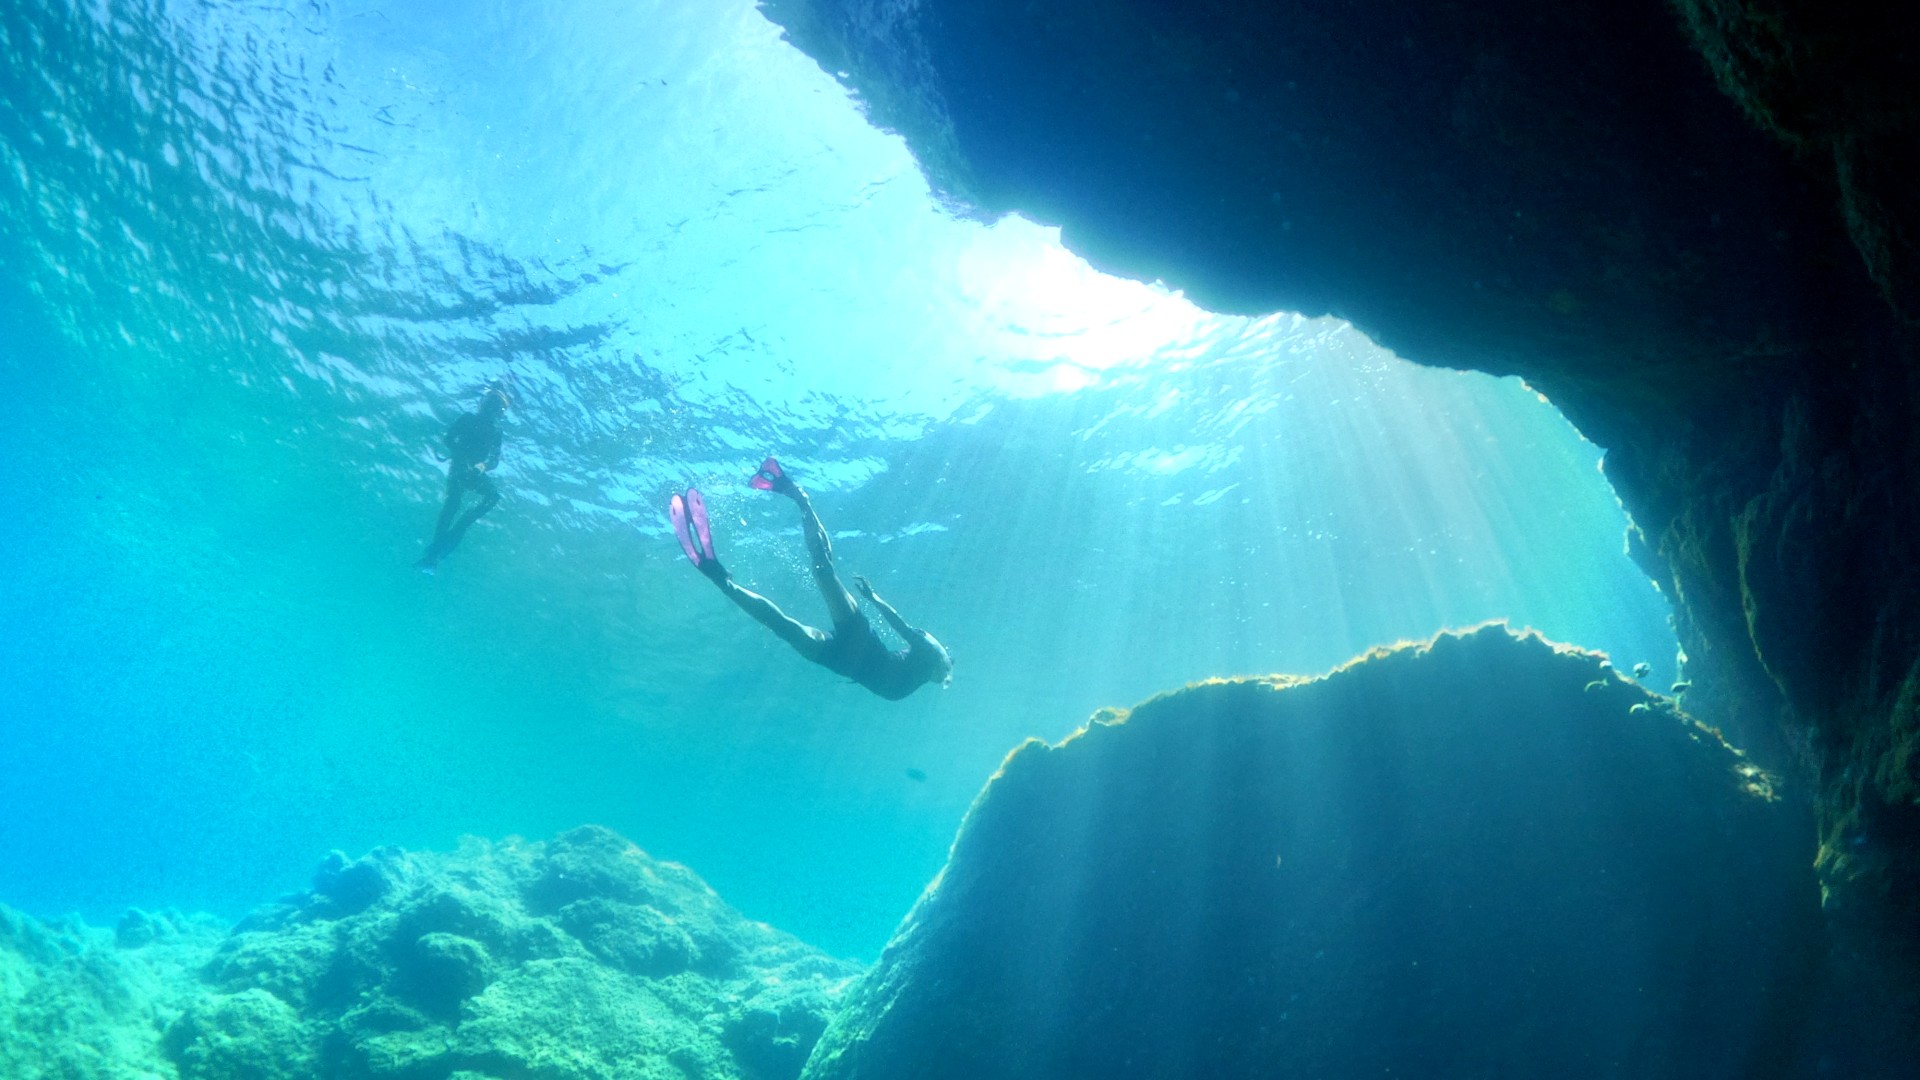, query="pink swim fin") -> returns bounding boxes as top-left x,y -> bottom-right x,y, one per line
749,456 -> 786,491
687,488 -> 714,561
669,493 -> 700,564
